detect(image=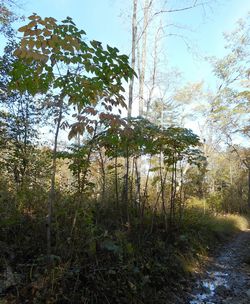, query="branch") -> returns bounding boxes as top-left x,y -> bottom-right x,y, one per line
153,0 -> 210,16
133,0 -> 210,54
226,133 -> 249,169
